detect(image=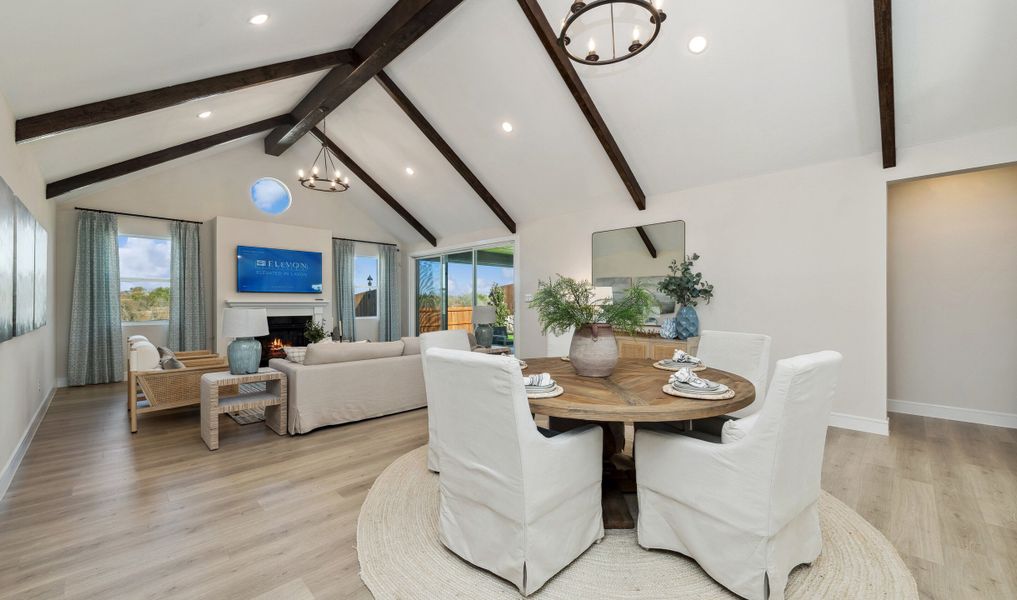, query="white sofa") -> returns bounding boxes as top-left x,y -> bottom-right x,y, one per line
269,337 -> 426,434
